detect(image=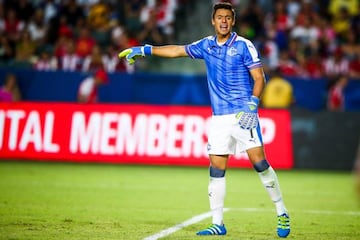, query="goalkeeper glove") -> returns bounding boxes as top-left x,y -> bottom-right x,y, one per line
236,95 -> 260,130
118,45 -> 152,65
